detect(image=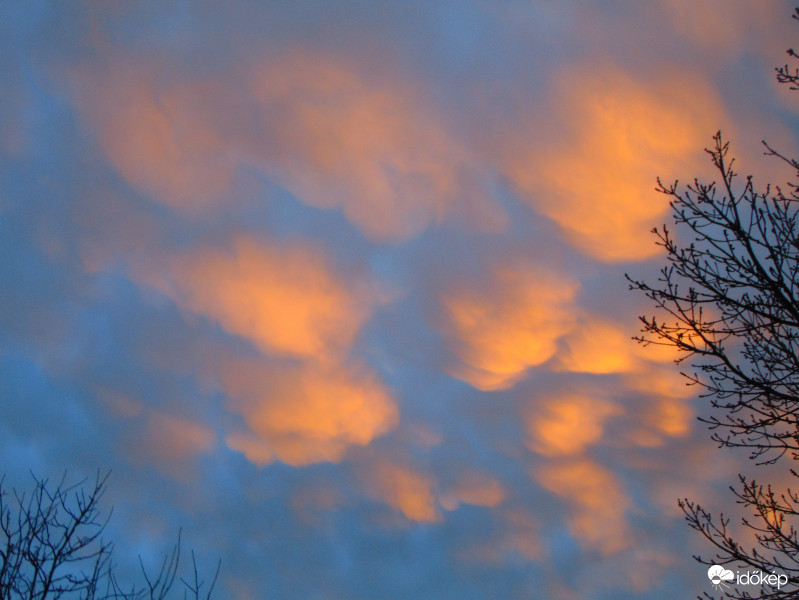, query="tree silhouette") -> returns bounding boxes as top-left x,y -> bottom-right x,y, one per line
0,472 -> 219,600
629,9 -> 799,599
